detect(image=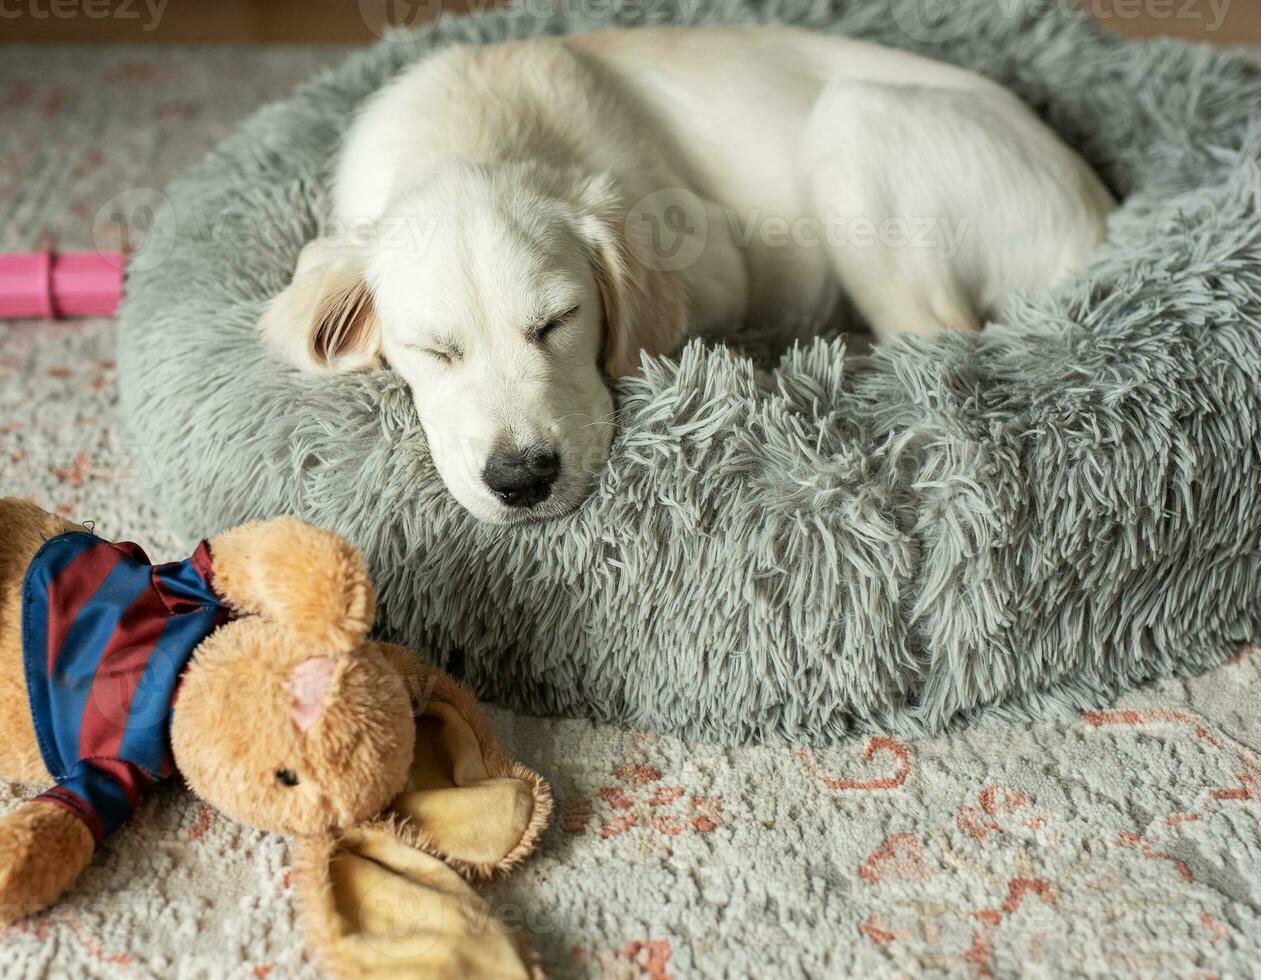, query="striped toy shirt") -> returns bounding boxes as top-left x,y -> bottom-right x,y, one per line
21,530 -> 227,843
